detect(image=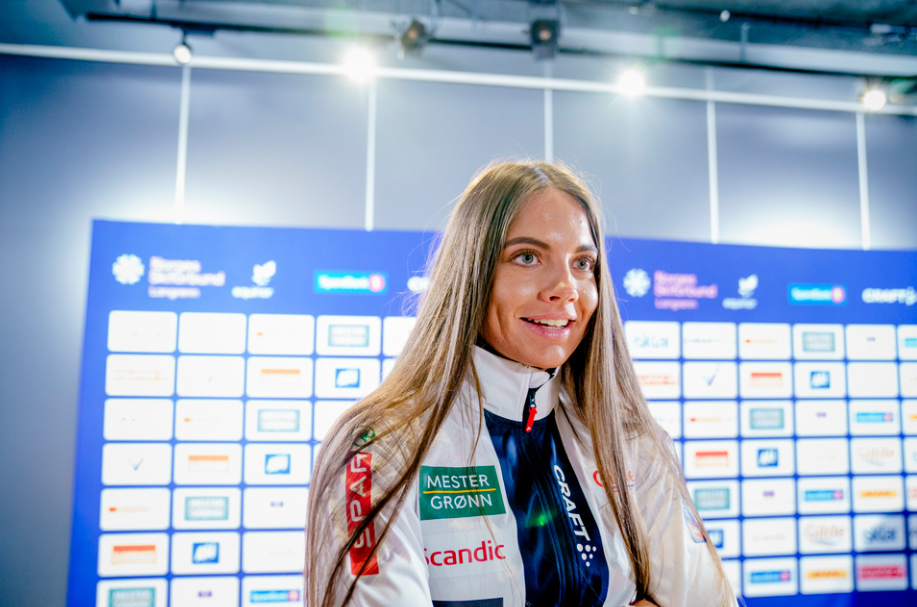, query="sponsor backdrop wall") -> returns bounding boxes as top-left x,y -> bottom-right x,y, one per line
74,220 -> 917,606
3,48 -> 917,607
